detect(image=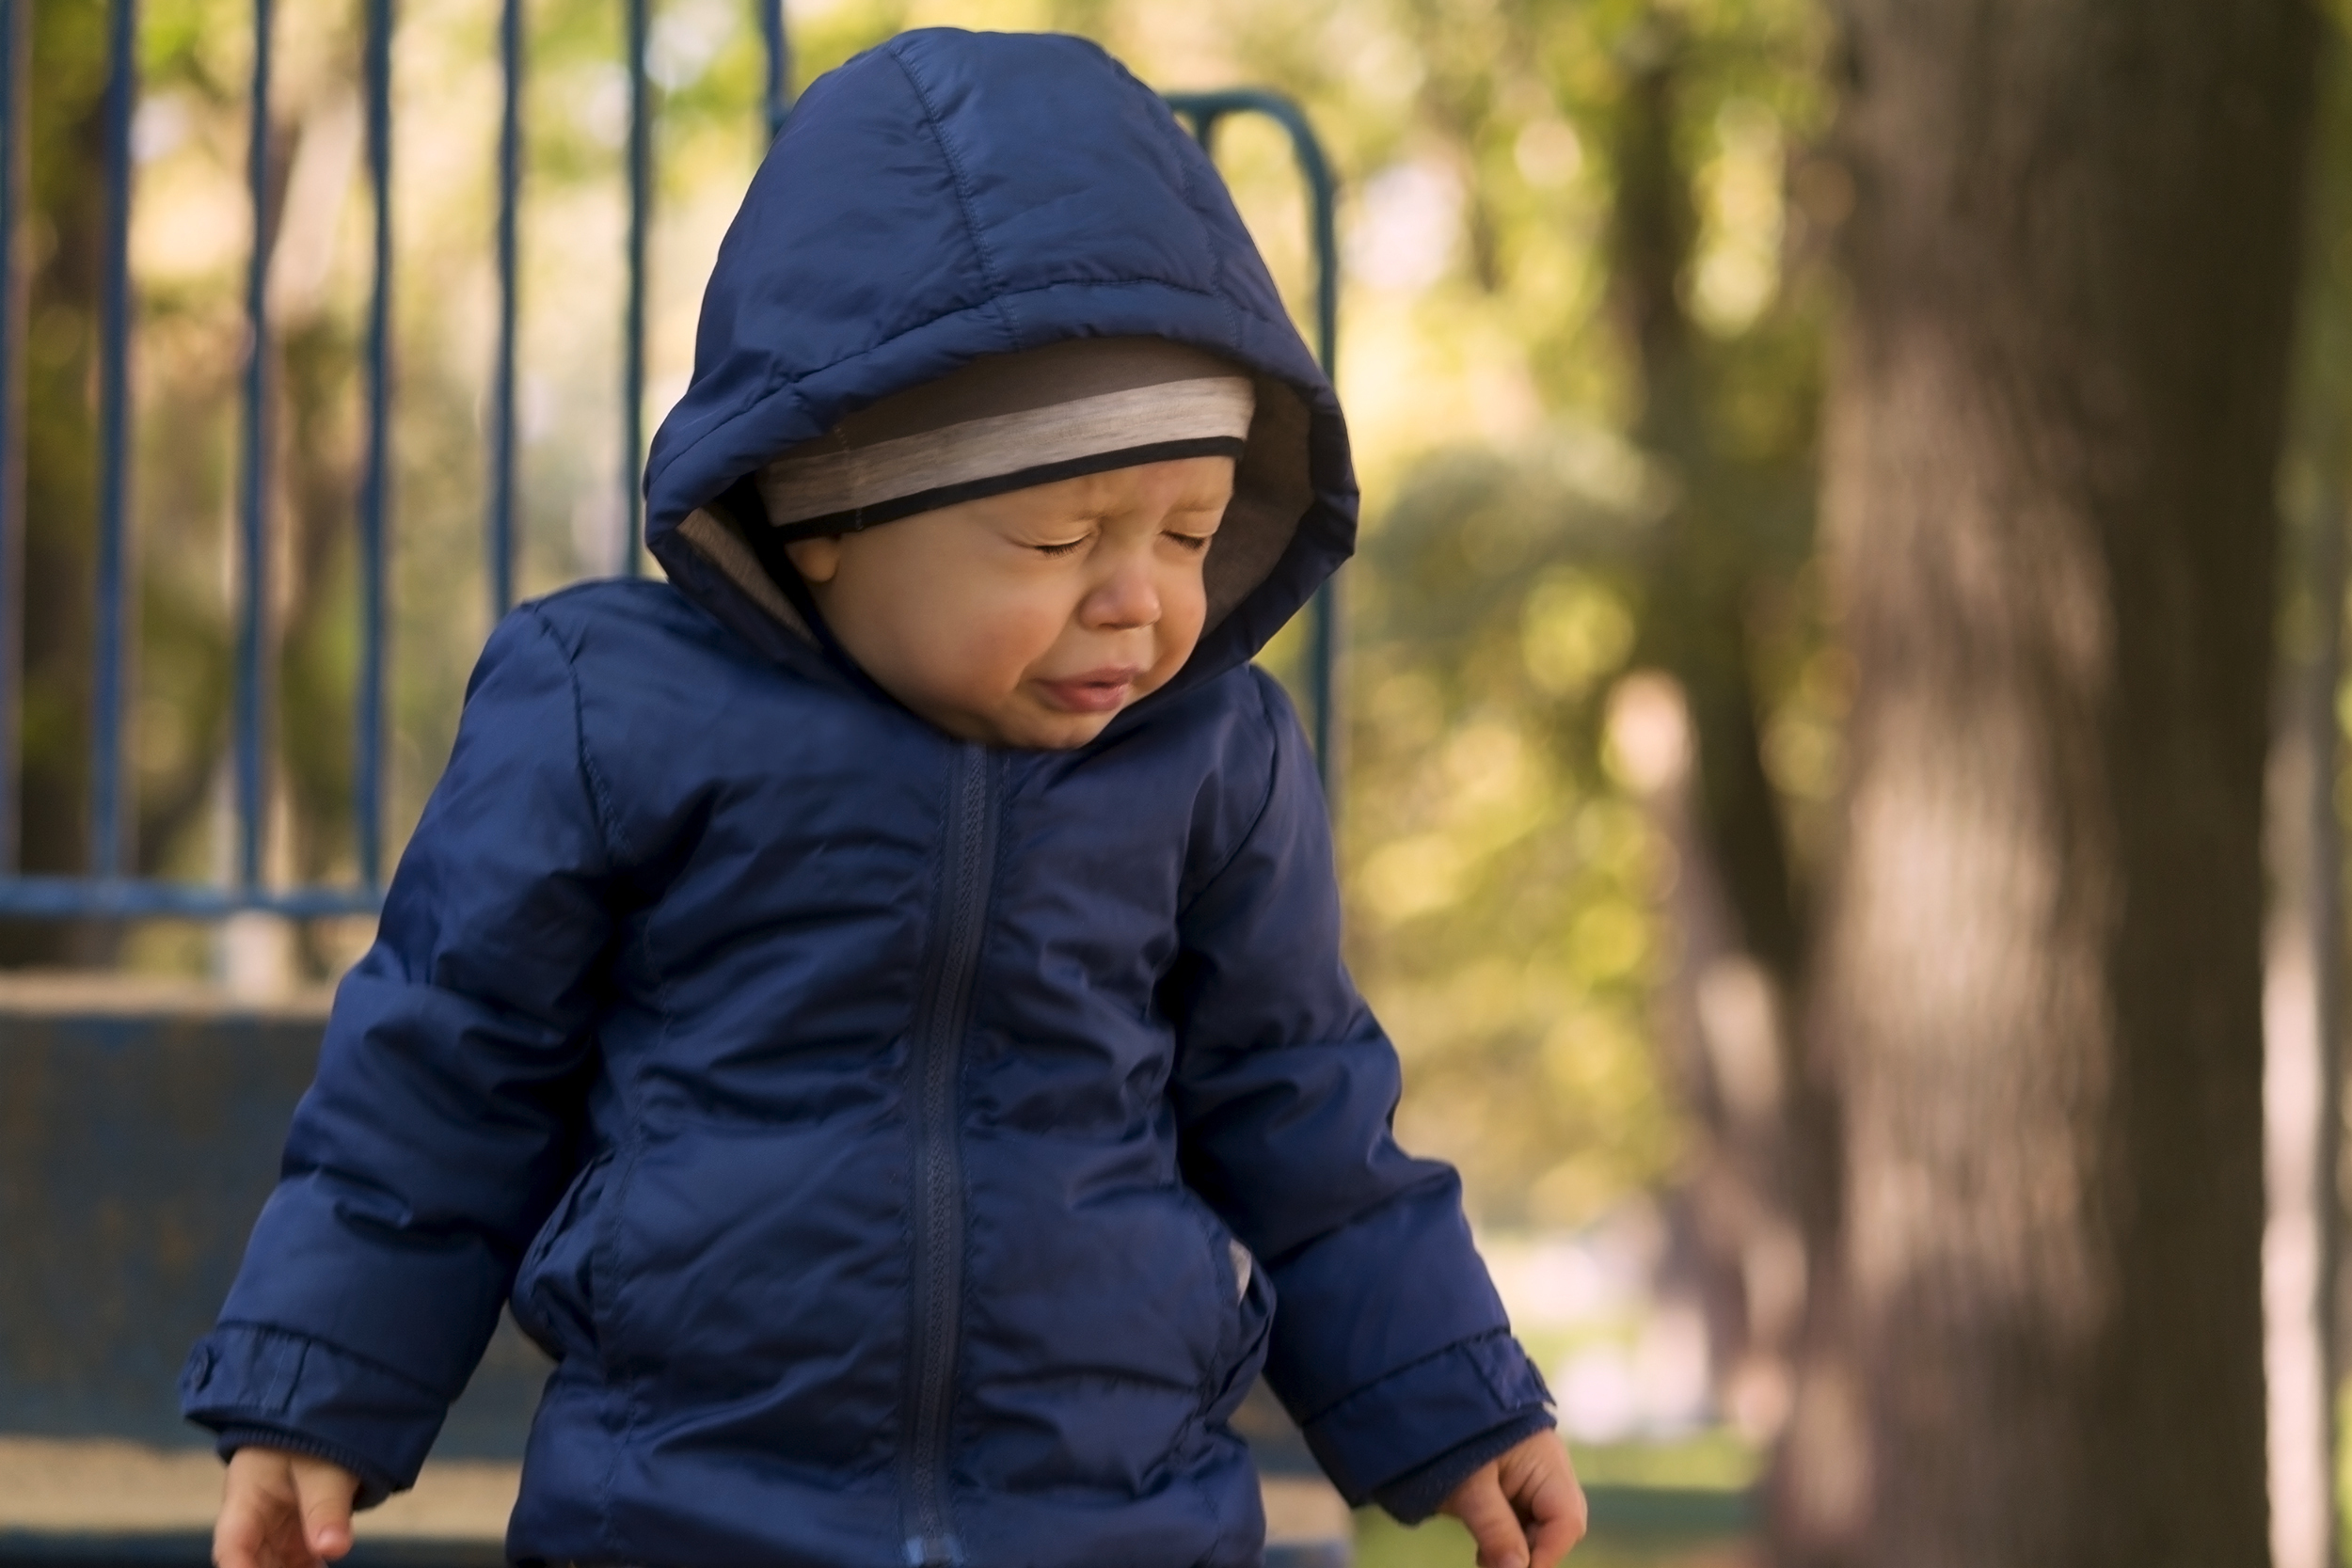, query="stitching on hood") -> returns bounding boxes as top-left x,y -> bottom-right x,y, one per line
887,40 -> 1025,351
1152,81 -> 1242,349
